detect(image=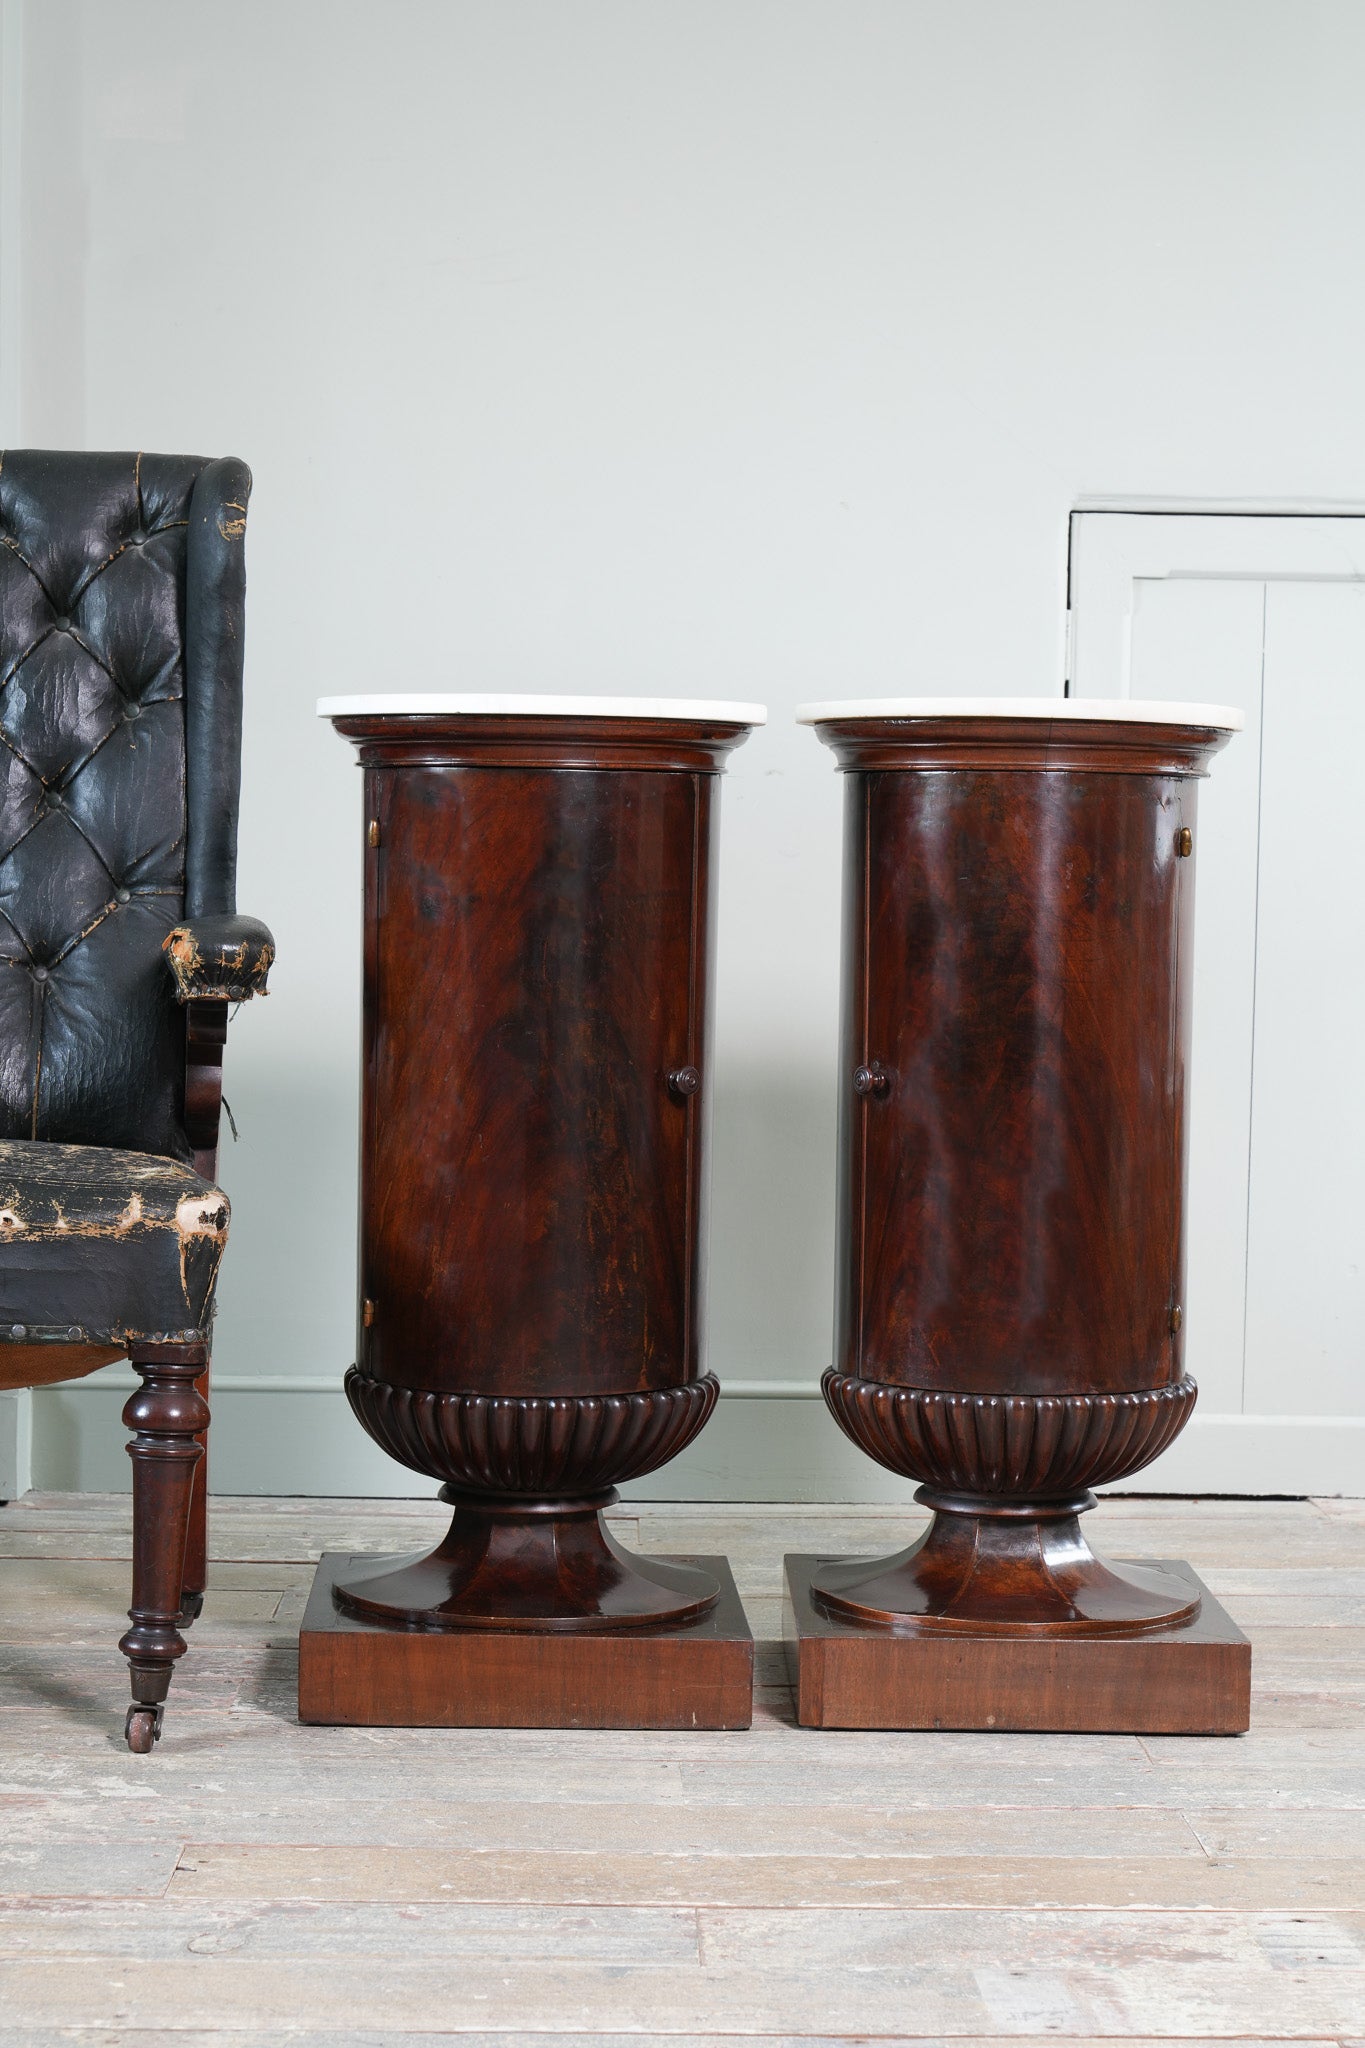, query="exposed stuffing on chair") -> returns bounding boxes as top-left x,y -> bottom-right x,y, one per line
0,1138 -> 230,1345
163,917 -> 275,1003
